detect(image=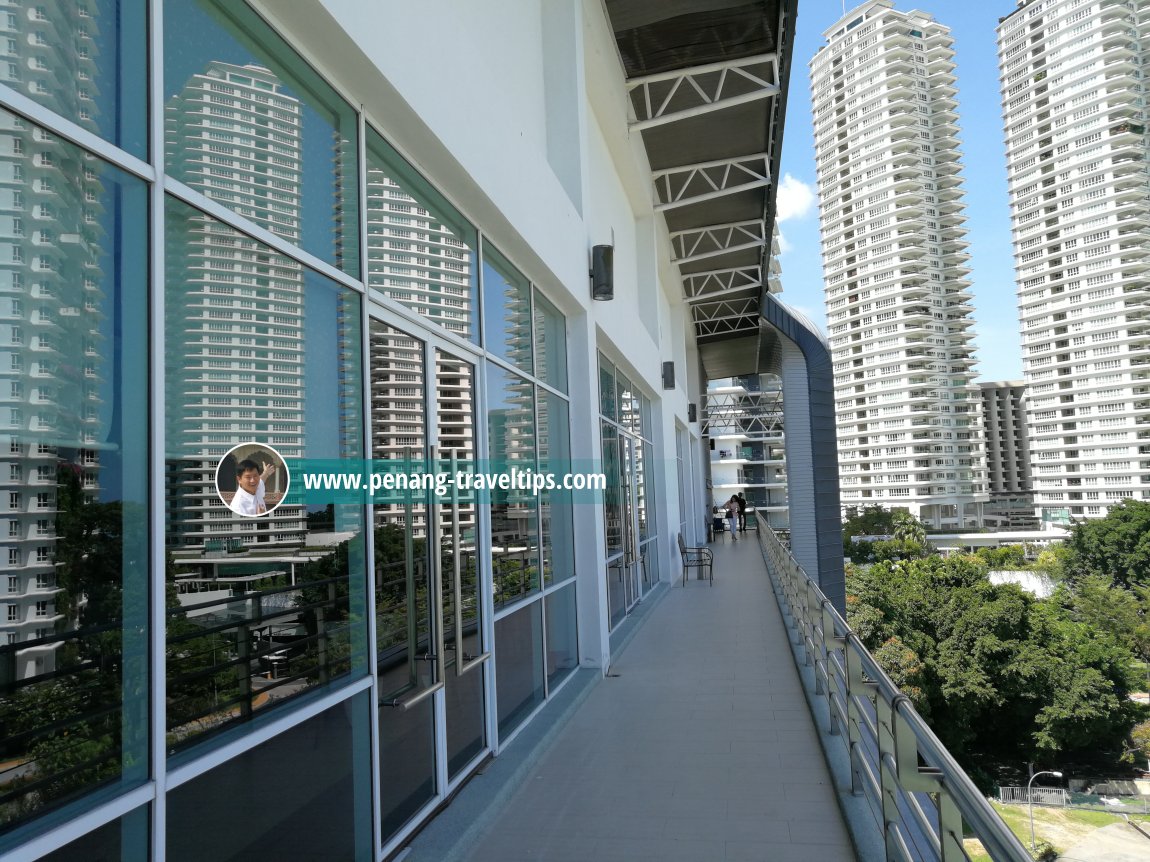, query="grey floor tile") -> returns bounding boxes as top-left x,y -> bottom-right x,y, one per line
453,540 -> 857,862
